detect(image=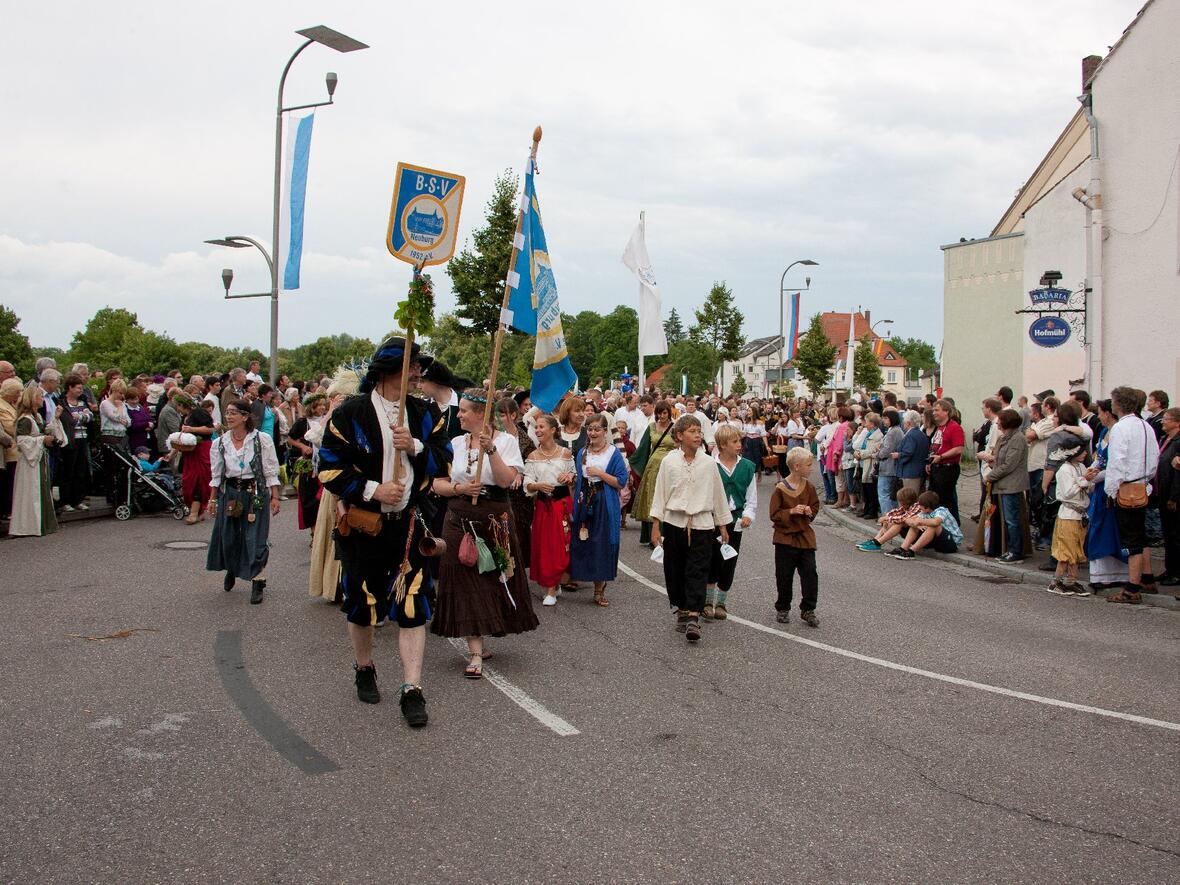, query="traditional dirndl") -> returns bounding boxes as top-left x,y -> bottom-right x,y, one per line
741,437 -> 764,465
569,483 -> 619,582
206,480 -> 270,579
431,495 -> 539,638
529,493 -> 571,587
181,438 -> 212,505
